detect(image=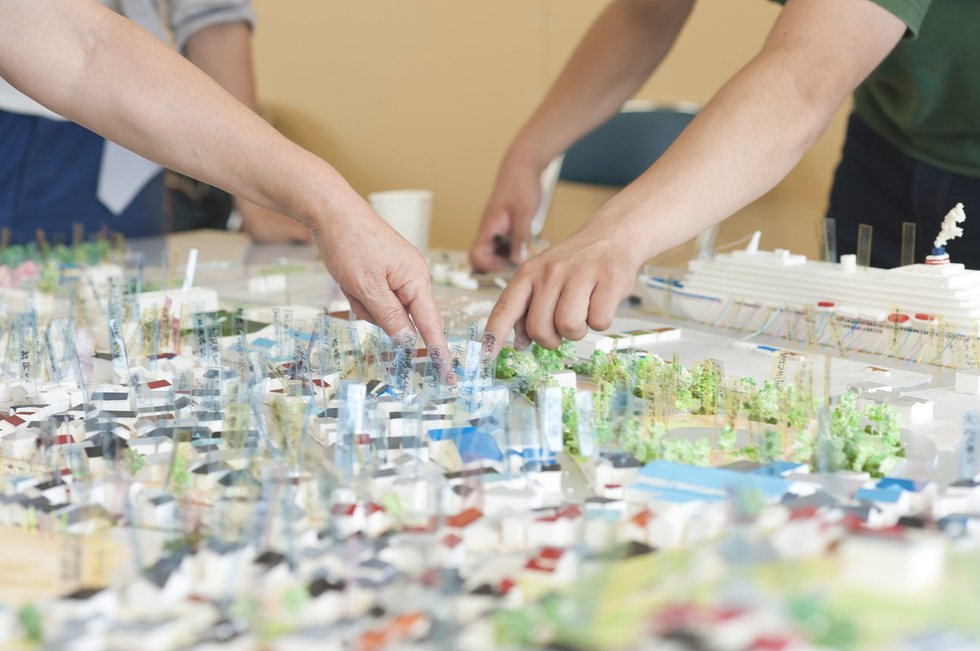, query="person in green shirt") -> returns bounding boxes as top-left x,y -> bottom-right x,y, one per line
474,0 -> 980,350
